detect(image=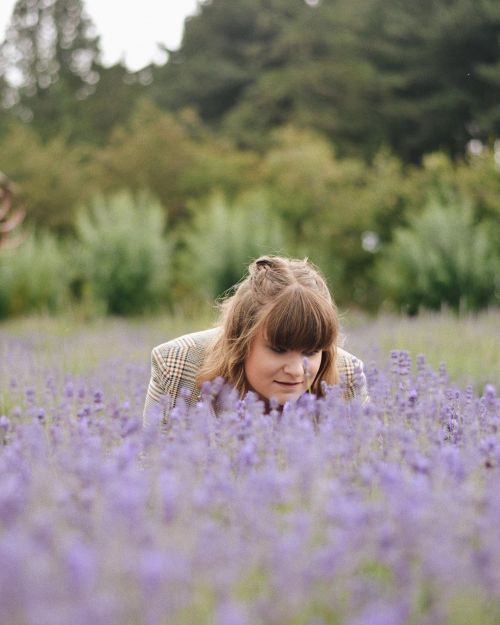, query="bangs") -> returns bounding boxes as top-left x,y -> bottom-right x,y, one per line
261,286 -> 336,353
